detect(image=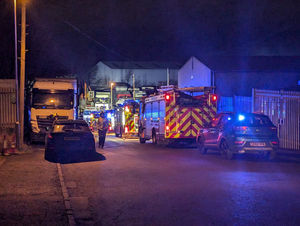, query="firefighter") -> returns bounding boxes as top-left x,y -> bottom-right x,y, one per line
97,112 -> 109,148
